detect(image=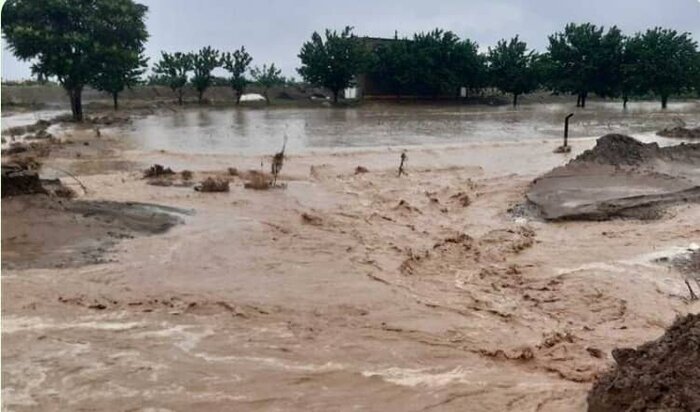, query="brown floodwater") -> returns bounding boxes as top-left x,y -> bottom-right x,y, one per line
123,101 -> 700,155
3,100 -> 700,411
